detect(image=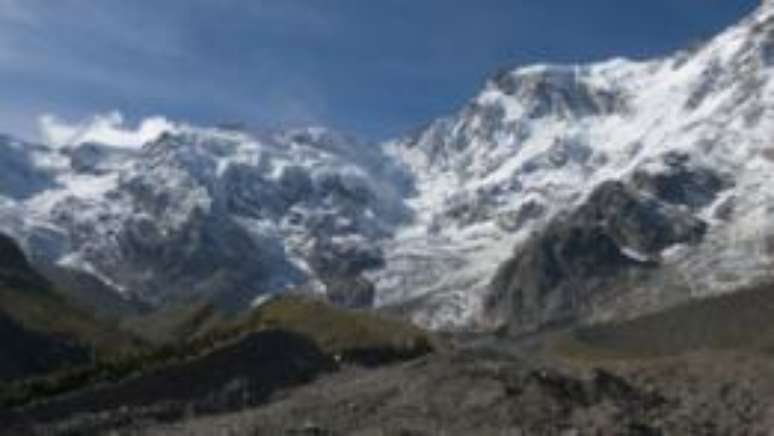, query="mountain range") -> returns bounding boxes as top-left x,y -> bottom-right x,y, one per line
3,1 -> 774,338
8,2 -> 774,434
